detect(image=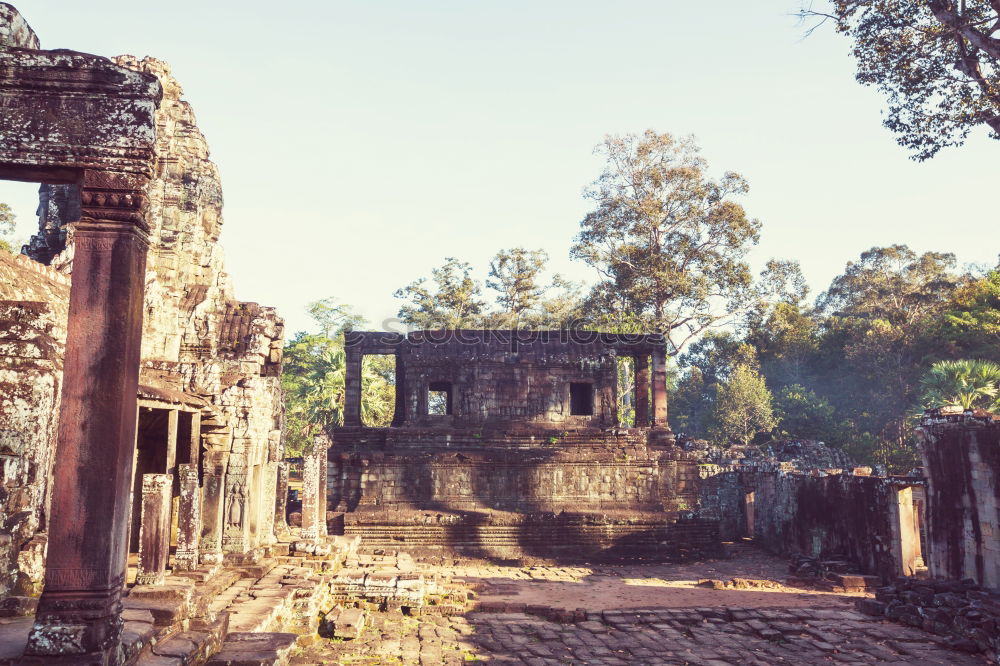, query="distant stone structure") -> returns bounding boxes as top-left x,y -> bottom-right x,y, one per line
329,330 -> 722,561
